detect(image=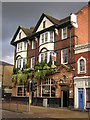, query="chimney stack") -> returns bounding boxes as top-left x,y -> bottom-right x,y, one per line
30,26 -> 34,33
